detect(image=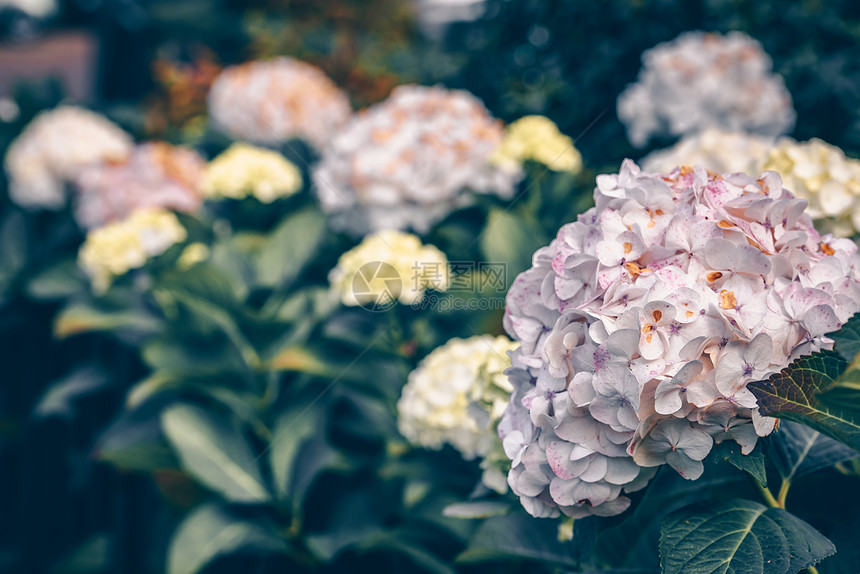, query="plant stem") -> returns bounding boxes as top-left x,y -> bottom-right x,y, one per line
755,480 -> 781,508
777,479 -> 791,508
